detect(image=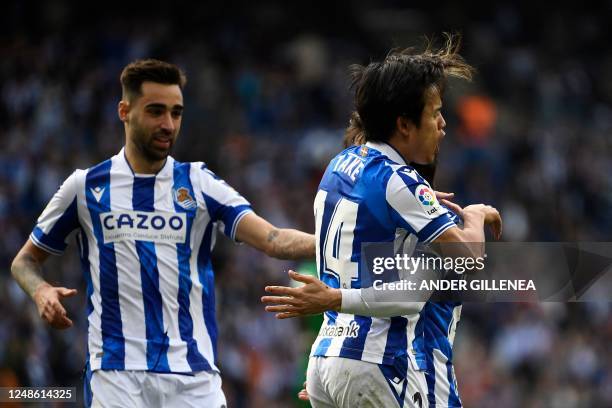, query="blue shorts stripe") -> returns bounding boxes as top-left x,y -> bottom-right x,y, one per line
378,363 -> 409,408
